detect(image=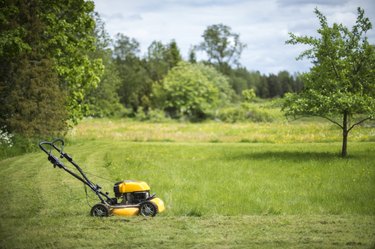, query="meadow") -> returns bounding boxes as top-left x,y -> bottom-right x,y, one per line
0,119 -> 374,248
68,117 -> 375,143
